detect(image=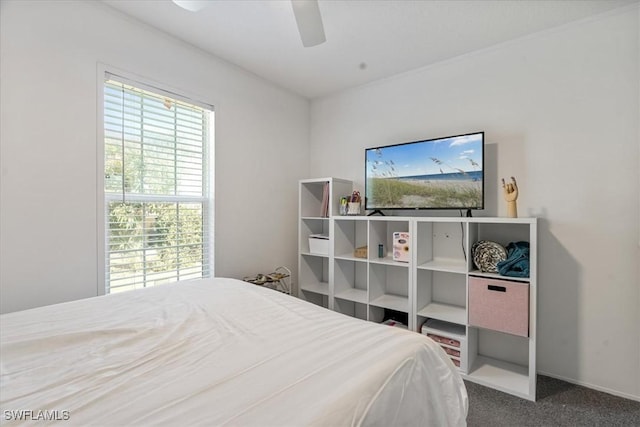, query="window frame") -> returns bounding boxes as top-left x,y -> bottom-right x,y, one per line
97,65 -> 215,296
